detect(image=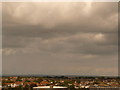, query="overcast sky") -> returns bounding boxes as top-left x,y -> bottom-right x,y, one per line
2,2 -> 118,76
